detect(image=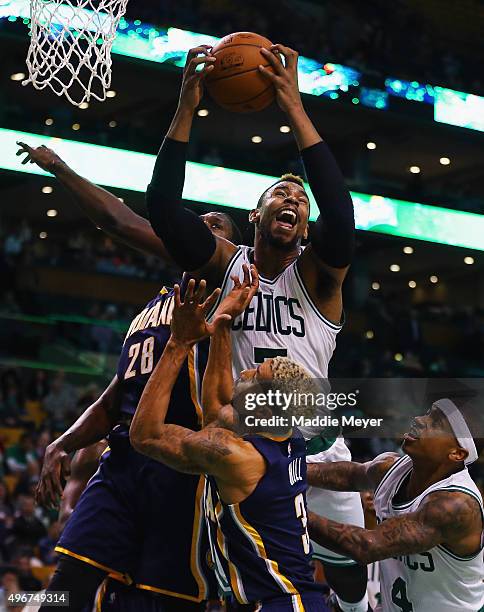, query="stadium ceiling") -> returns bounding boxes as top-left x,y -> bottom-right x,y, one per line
1,1 -> 484,132
2,128 -> 484,252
